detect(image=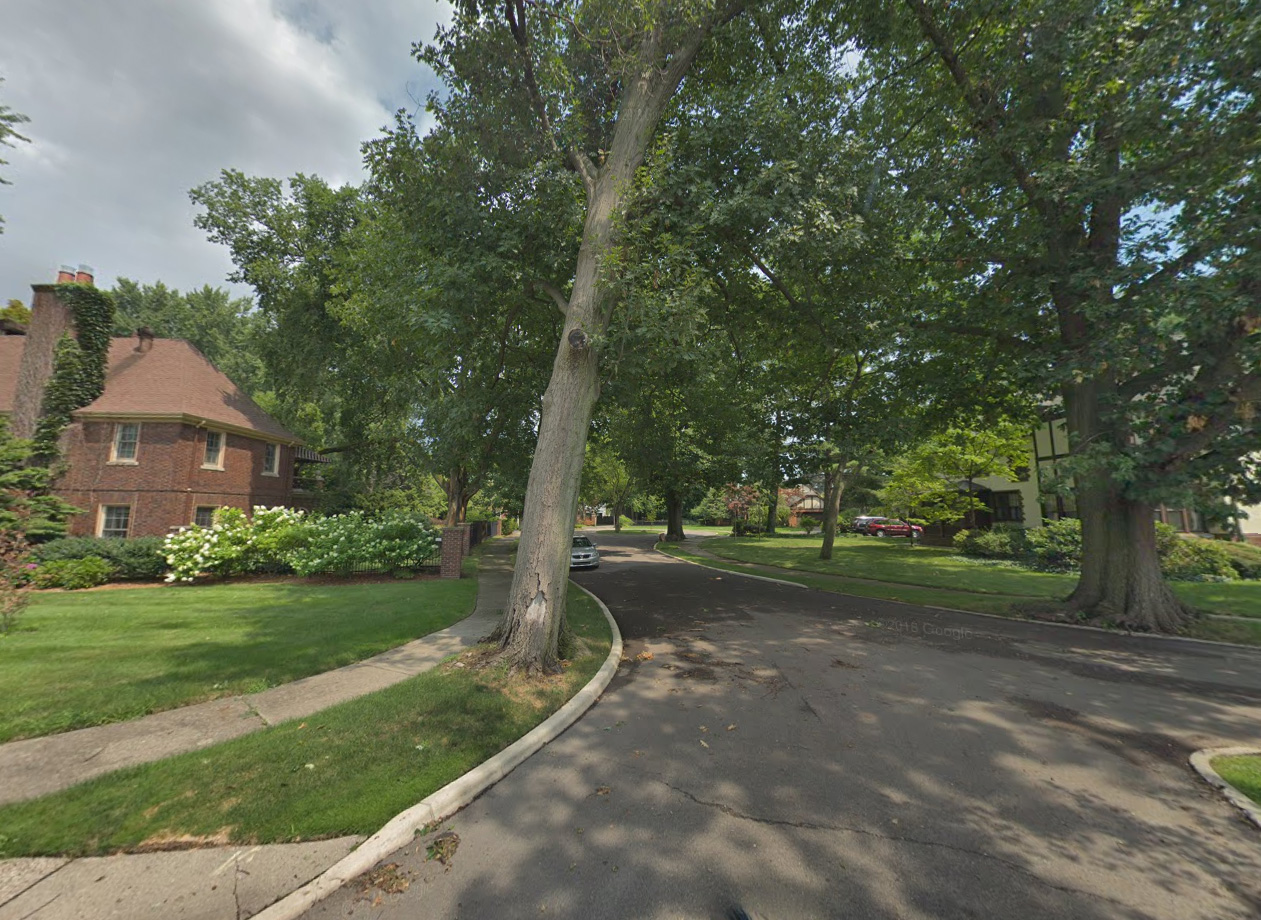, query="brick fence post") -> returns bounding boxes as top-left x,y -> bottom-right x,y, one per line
440,525 -> 468,578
